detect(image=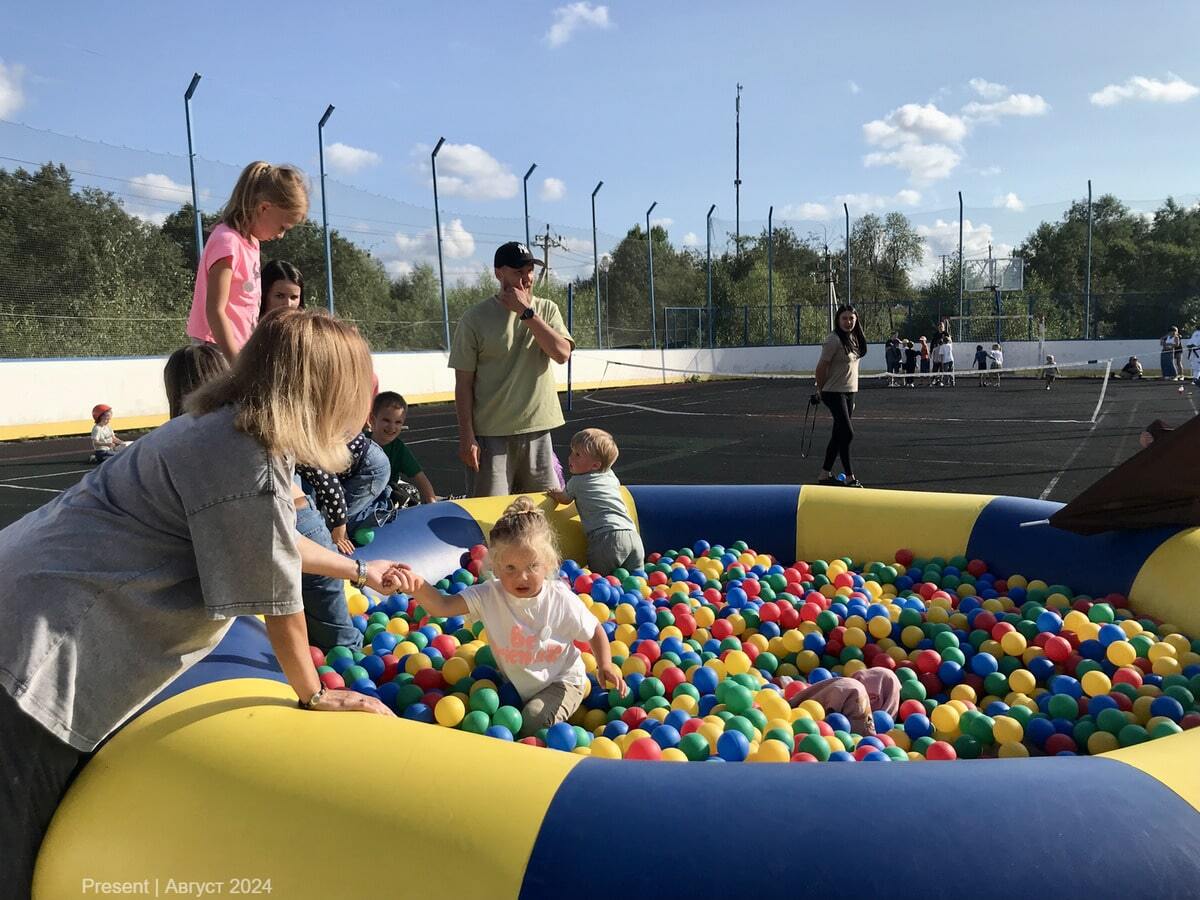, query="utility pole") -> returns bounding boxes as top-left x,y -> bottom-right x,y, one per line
812,244 -> 839,332
534,222 -> 566,285
735,83 -> 743,255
